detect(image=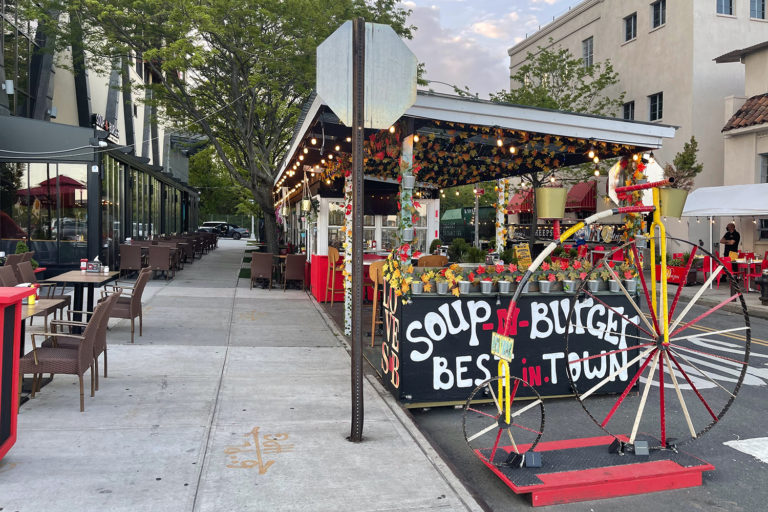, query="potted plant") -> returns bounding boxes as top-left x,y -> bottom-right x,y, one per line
480,277 -> 493,294
535,183 -> 567,220
619,262 -> 638,293
435,273 -> 449,295
660,136 -> 701,218
587,269 -> 603,293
